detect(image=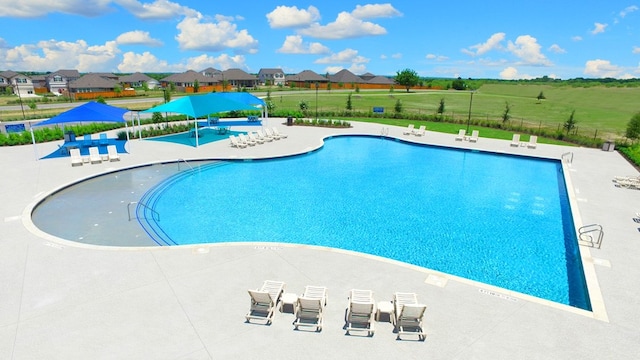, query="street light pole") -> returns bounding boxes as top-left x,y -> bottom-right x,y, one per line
315,82 -> 319,121
466,90 -> 475,135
